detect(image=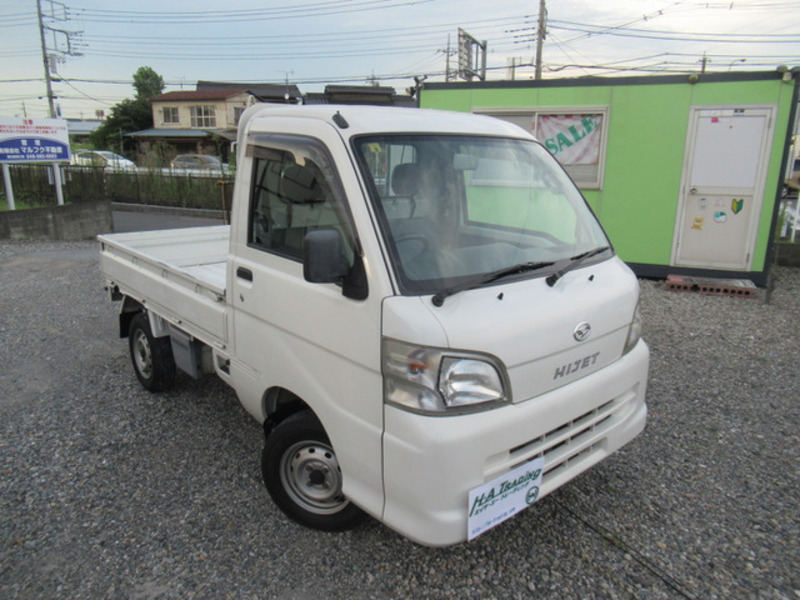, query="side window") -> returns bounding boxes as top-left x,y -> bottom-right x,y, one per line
247,142 -> 354,264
